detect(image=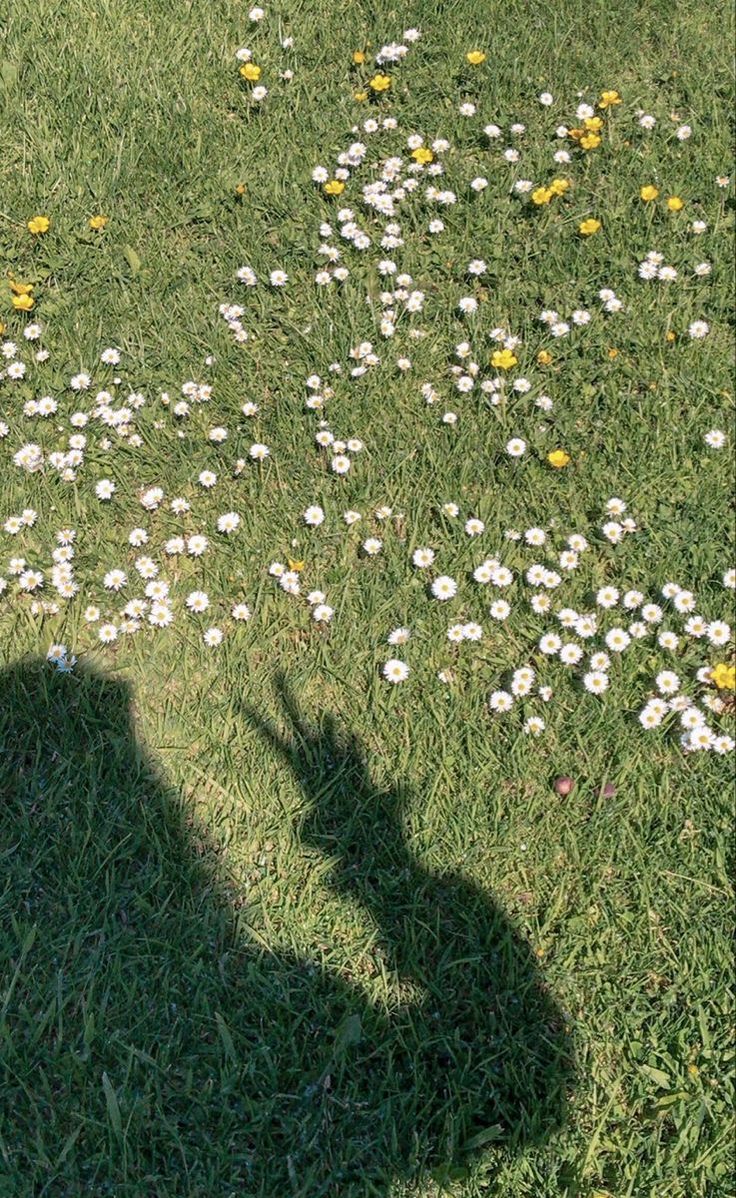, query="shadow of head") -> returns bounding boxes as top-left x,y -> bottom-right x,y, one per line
1,659 -> 574,1194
